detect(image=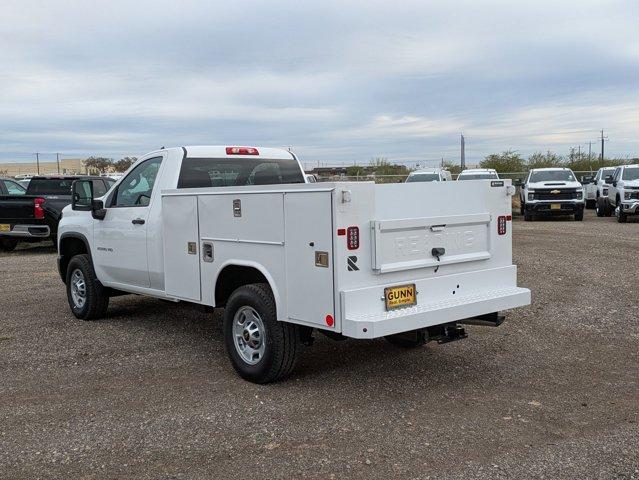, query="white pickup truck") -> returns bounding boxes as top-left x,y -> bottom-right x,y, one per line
58,146 -> 530,383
